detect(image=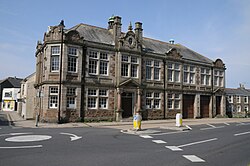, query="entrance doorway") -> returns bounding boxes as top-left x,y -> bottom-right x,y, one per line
183,95 -> 195,119
216,96 -> 221,116
121,92 -> 133,118
200,95 -> 210,118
